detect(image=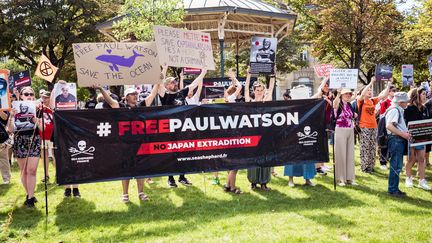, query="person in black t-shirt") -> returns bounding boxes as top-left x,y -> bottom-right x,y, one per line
158,66 -> 207,188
